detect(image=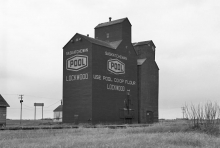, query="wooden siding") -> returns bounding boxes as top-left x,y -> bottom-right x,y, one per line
92,42 -> 138,124
54,111 -> 62,122
138,60 -> 159,123
95,18 -> 131,43
63,18 -> 159,124
0,107 -> 6,125
136,42 -> 159,123
63,34 -> 92,123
